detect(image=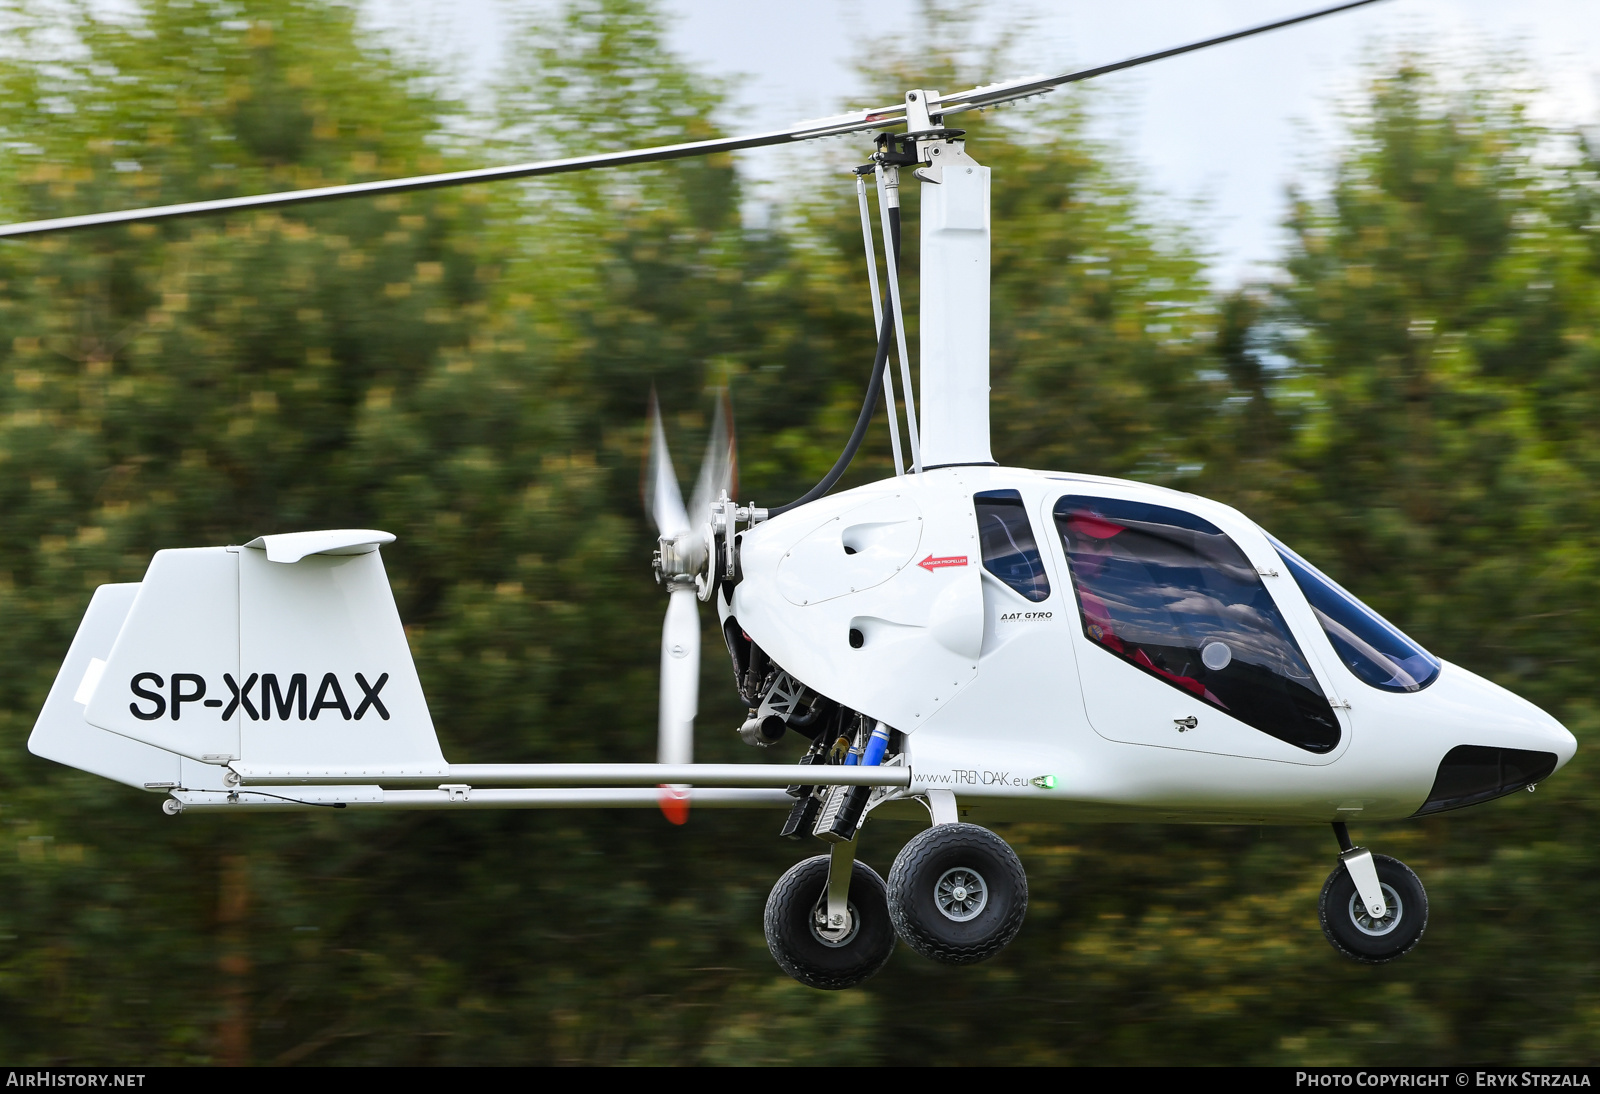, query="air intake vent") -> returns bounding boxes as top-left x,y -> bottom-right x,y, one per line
1415,746 -> 1557,816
